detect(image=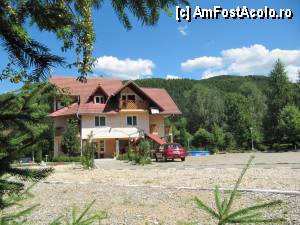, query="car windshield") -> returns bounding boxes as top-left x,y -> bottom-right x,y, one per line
167,144 -> 181,149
